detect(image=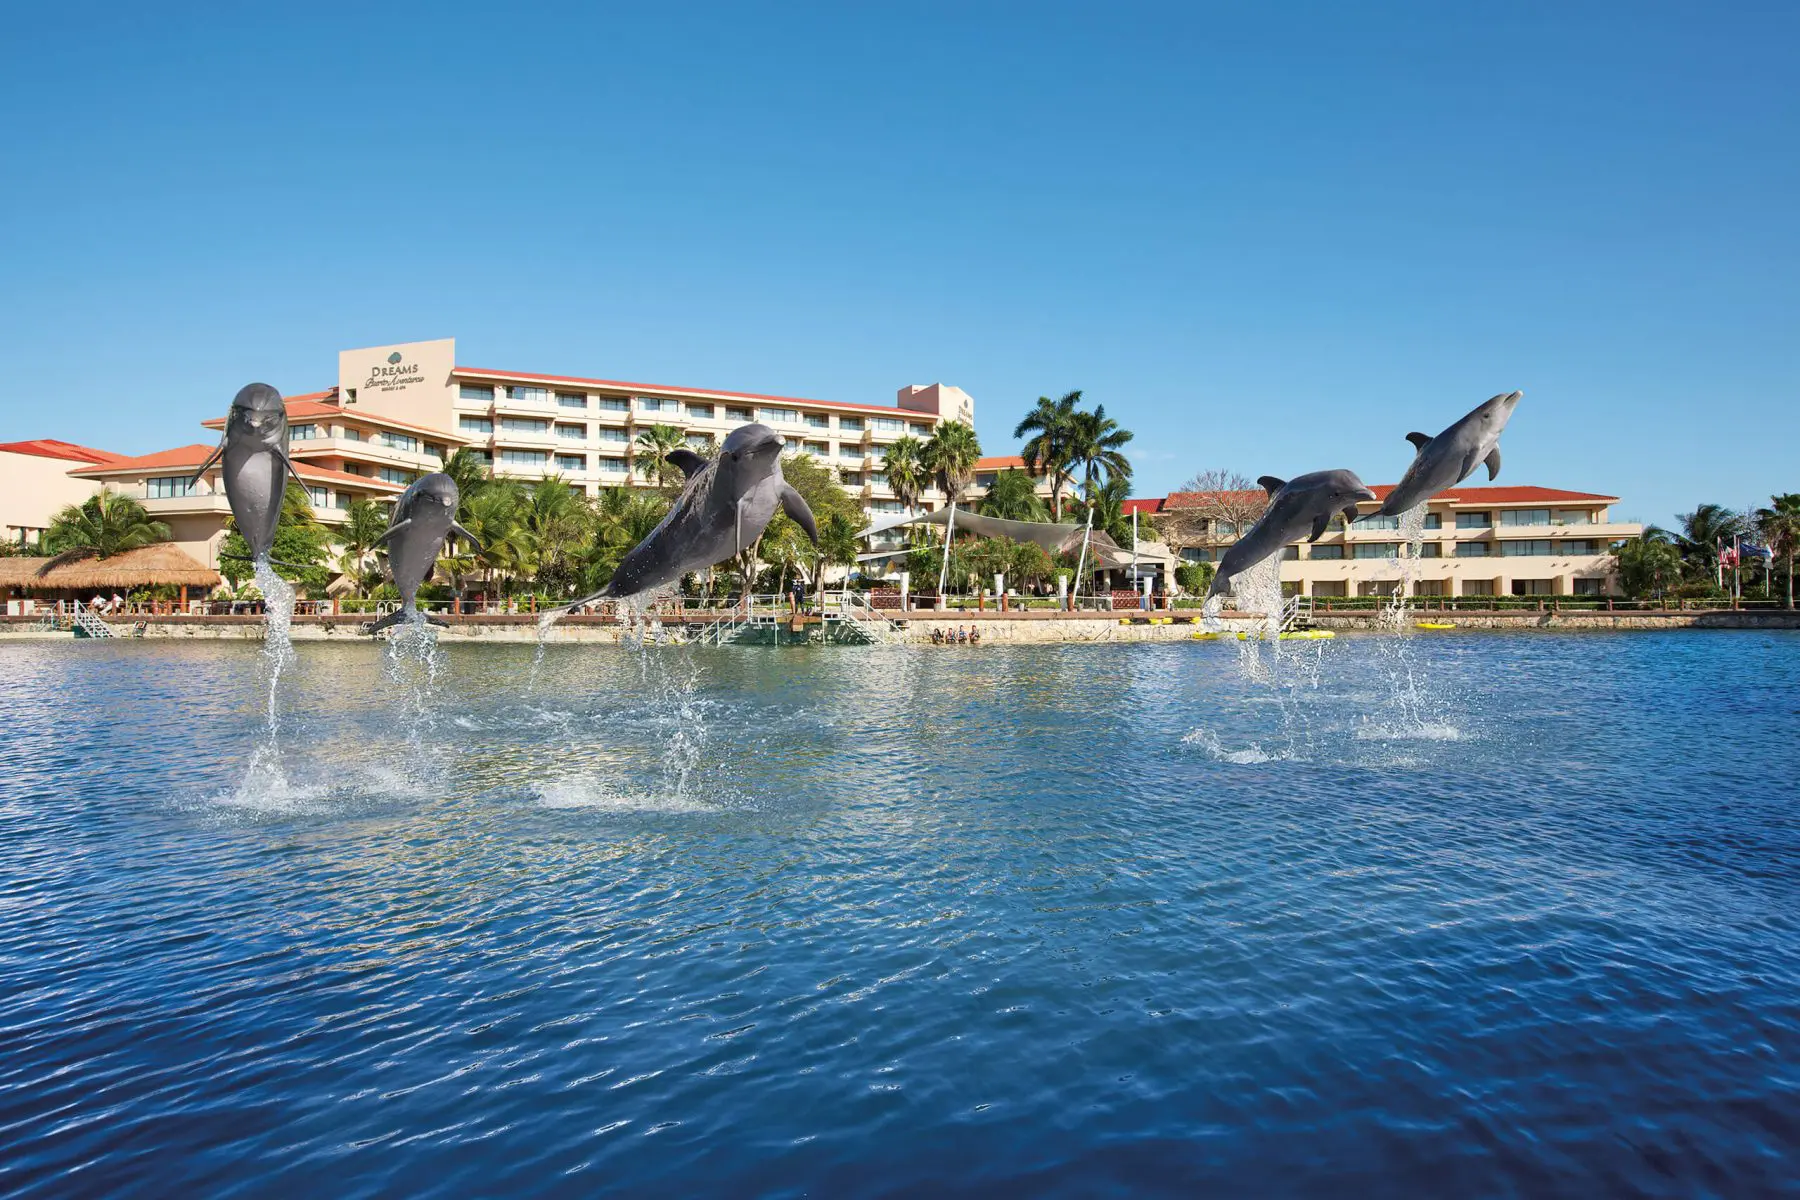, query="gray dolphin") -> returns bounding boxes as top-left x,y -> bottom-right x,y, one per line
1207,470 -> 1378,600
367,473 -> 481,634
1375,390 -> 1522,517
553,422 -> 817,612
190,383 -> 307,563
